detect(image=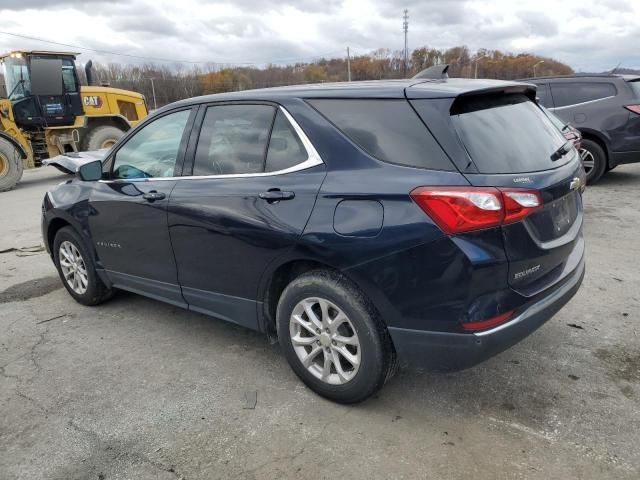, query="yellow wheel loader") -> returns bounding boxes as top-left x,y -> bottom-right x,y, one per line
0,50 -> 148,191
